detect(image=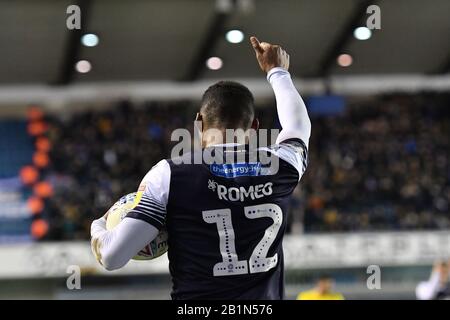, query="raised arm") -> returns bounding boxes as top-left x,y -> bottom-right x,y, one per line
250,36 -> 311,147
